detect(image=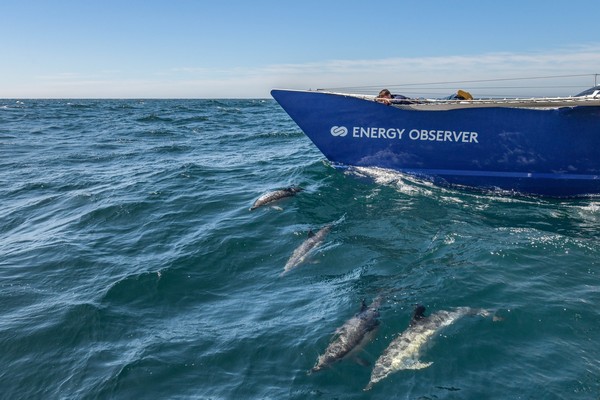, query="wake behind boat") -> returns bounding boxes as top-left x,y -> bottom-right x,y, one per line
271,76 -> 600,197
